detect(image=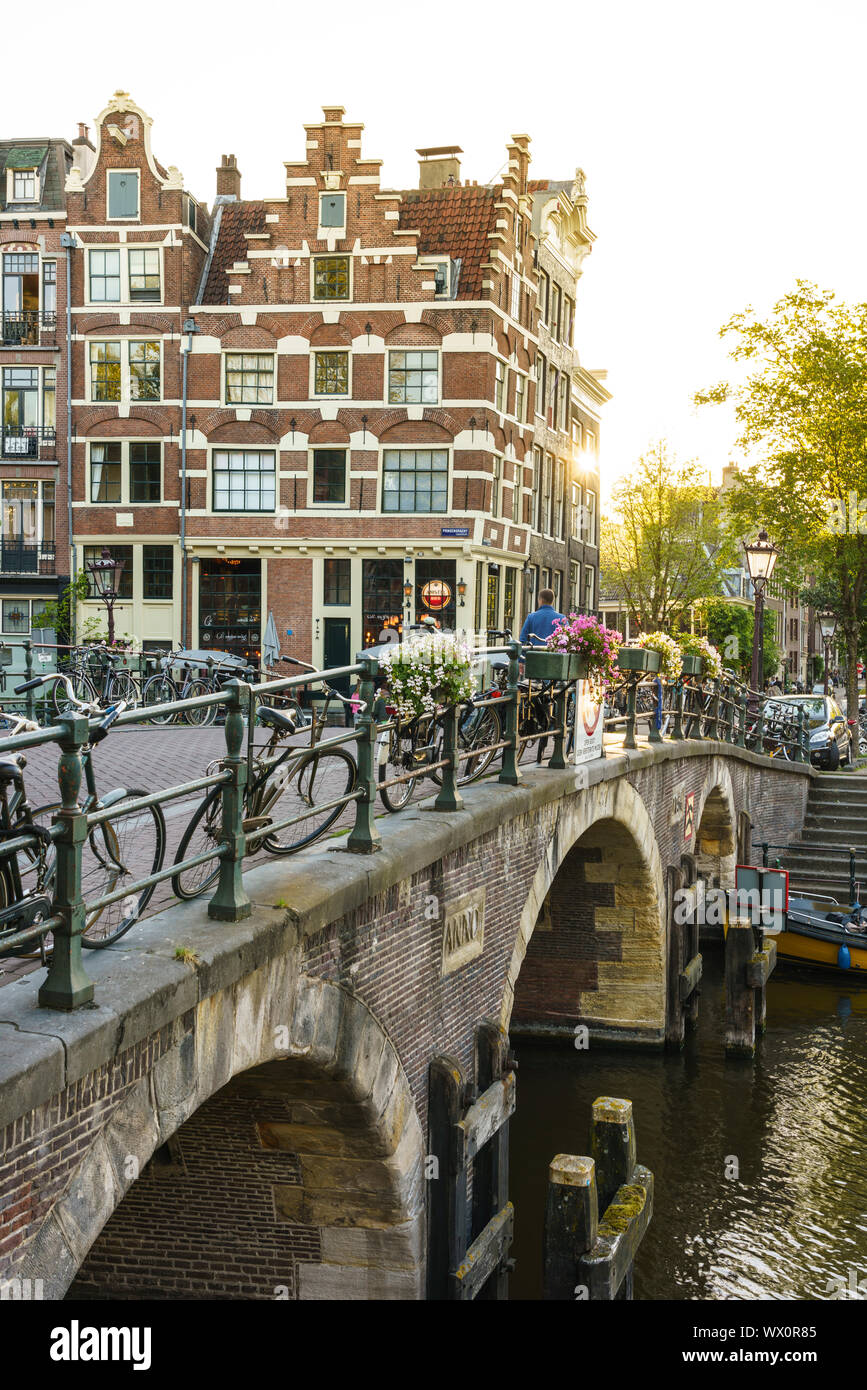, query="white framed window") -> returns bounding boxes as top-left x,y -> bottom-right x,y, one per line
312,351 -> 350,397
537,269 -> 550,322
421,257 -> 451,297
510,272 -> 520,320
89,441 -> 162,505
584,489 -> 597,546
312,256 -> 350,301
570,561 -> 580,611
559,376 -> 569,432
550,283 -> 561,341
107,169 -> 140,220
11,169 -> 38,202
535,355 -> 546,417
511,462 -> 522,523
583,565 -> 595,612
494,359 -> 507,413
2,598 -> 51,634
514,372 -> 526,424
224,352 -> 275,405
212,449 -> 276,513
87,247 -> 162,305
319,192 -> 346,229
1,366 -> 55,457
310,449 -> 348,506
88,340 -> 161,403
491,456 -> 502,517
388,350 -> 439,404
572,415 -> 582,447
382,449 -> 449,514
571,482 -> 583,539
